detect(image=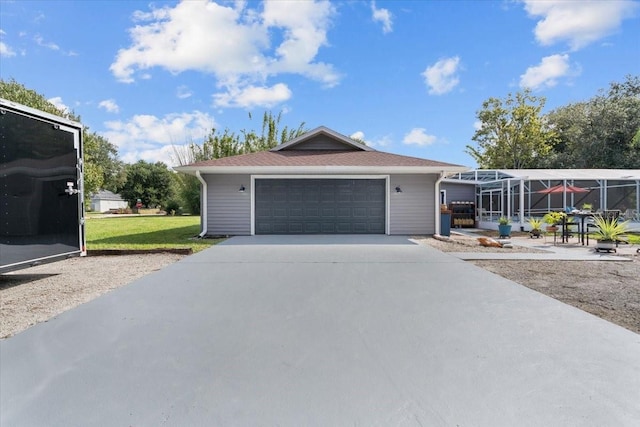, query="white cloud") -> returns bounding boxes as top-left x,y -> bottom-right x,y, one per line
213,83 -> 292,108
403,128 -> 437,146
47,97 -> 70,114
371,2 -> 393,34
123,145 -> 181,166
350,131 -> 365,140
349,131 -> 391,148
520,54 -> 574,90
110,0 -> 338,109
98,99 -> 120,113
1,30 -> 16,57
523,0 -> 638,50
101,110 -> 215,165
422,56 -> 461,95
176,85 -> 192,99
262,0 -> 339,86
34,34 -> 59,51
0,41 -> 15,57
